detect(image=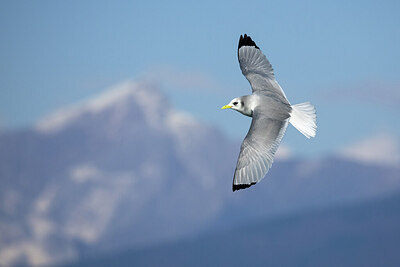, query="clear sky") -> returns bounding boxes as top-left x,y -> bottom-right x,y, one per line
1,0 -> 399,156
